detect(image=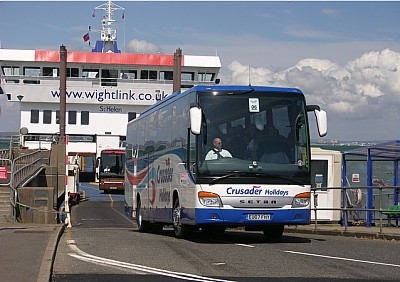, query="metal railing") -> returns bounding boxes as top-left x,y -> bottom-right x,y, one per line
0,148 -> 49,221
2,75 -> 216,87
11,150 -> 48,187
311,185 -> 400,233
